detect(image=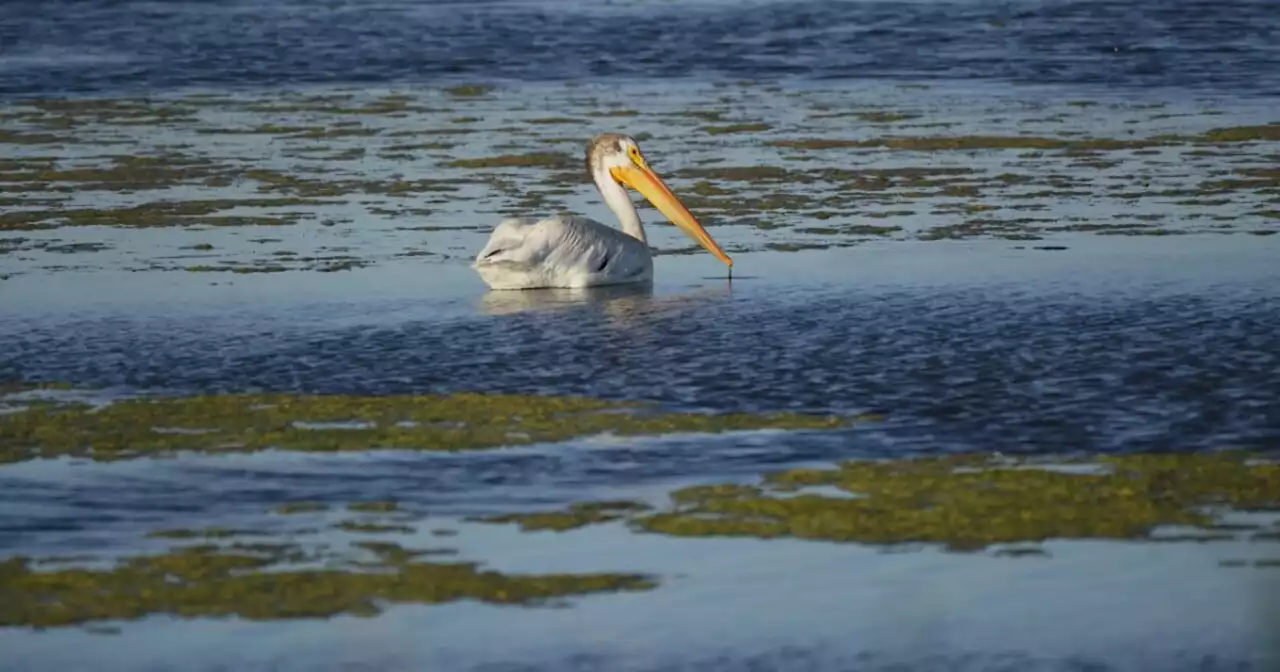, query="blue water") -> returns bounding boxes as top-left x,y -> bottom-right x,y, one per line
4,2 -> 1280,670
4,239 -> 1278,458
2,0 -> 1279,98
